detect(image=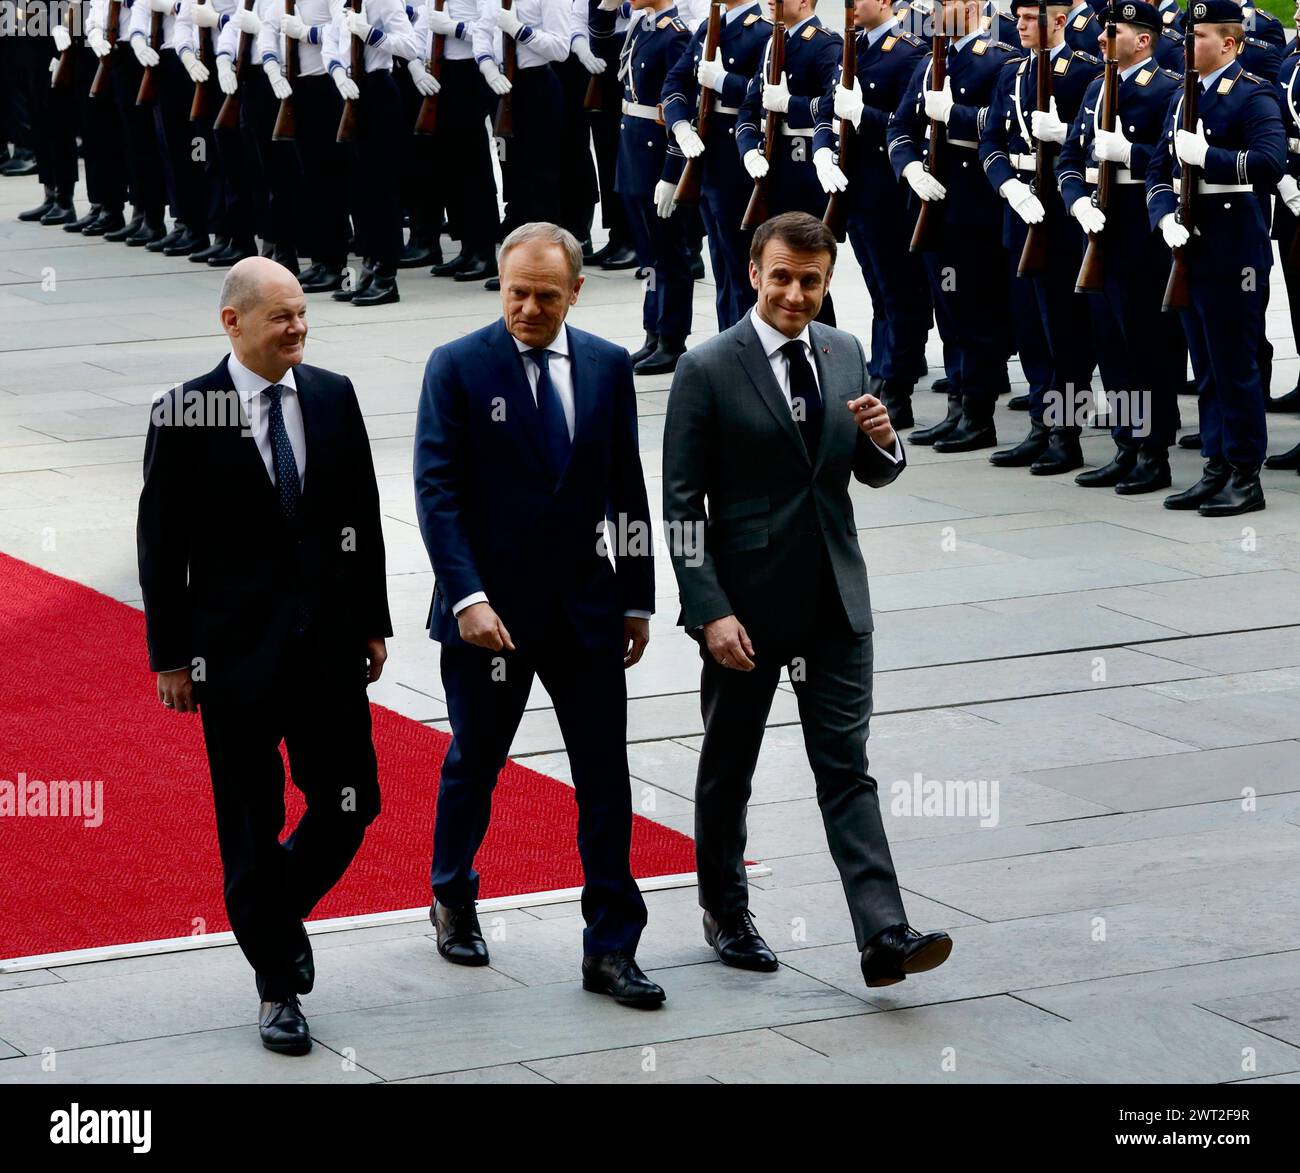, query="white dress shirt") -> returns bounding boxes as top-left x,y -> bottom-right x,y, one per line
471,0 -> 571,69
228,351 -> 307,487
747,308 -> 903,464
